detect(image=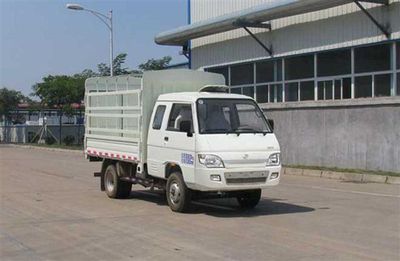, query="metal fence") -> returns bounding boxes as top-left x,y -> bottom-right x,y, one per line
0,109 -> 84,145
